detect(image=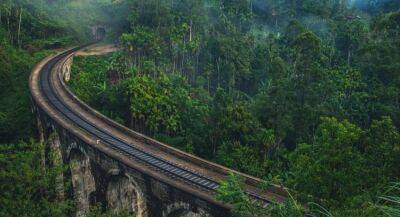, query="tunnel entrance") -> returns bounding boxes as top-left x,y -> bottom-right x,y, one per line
91,25 -> 106,41
96,27 -> 106,40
